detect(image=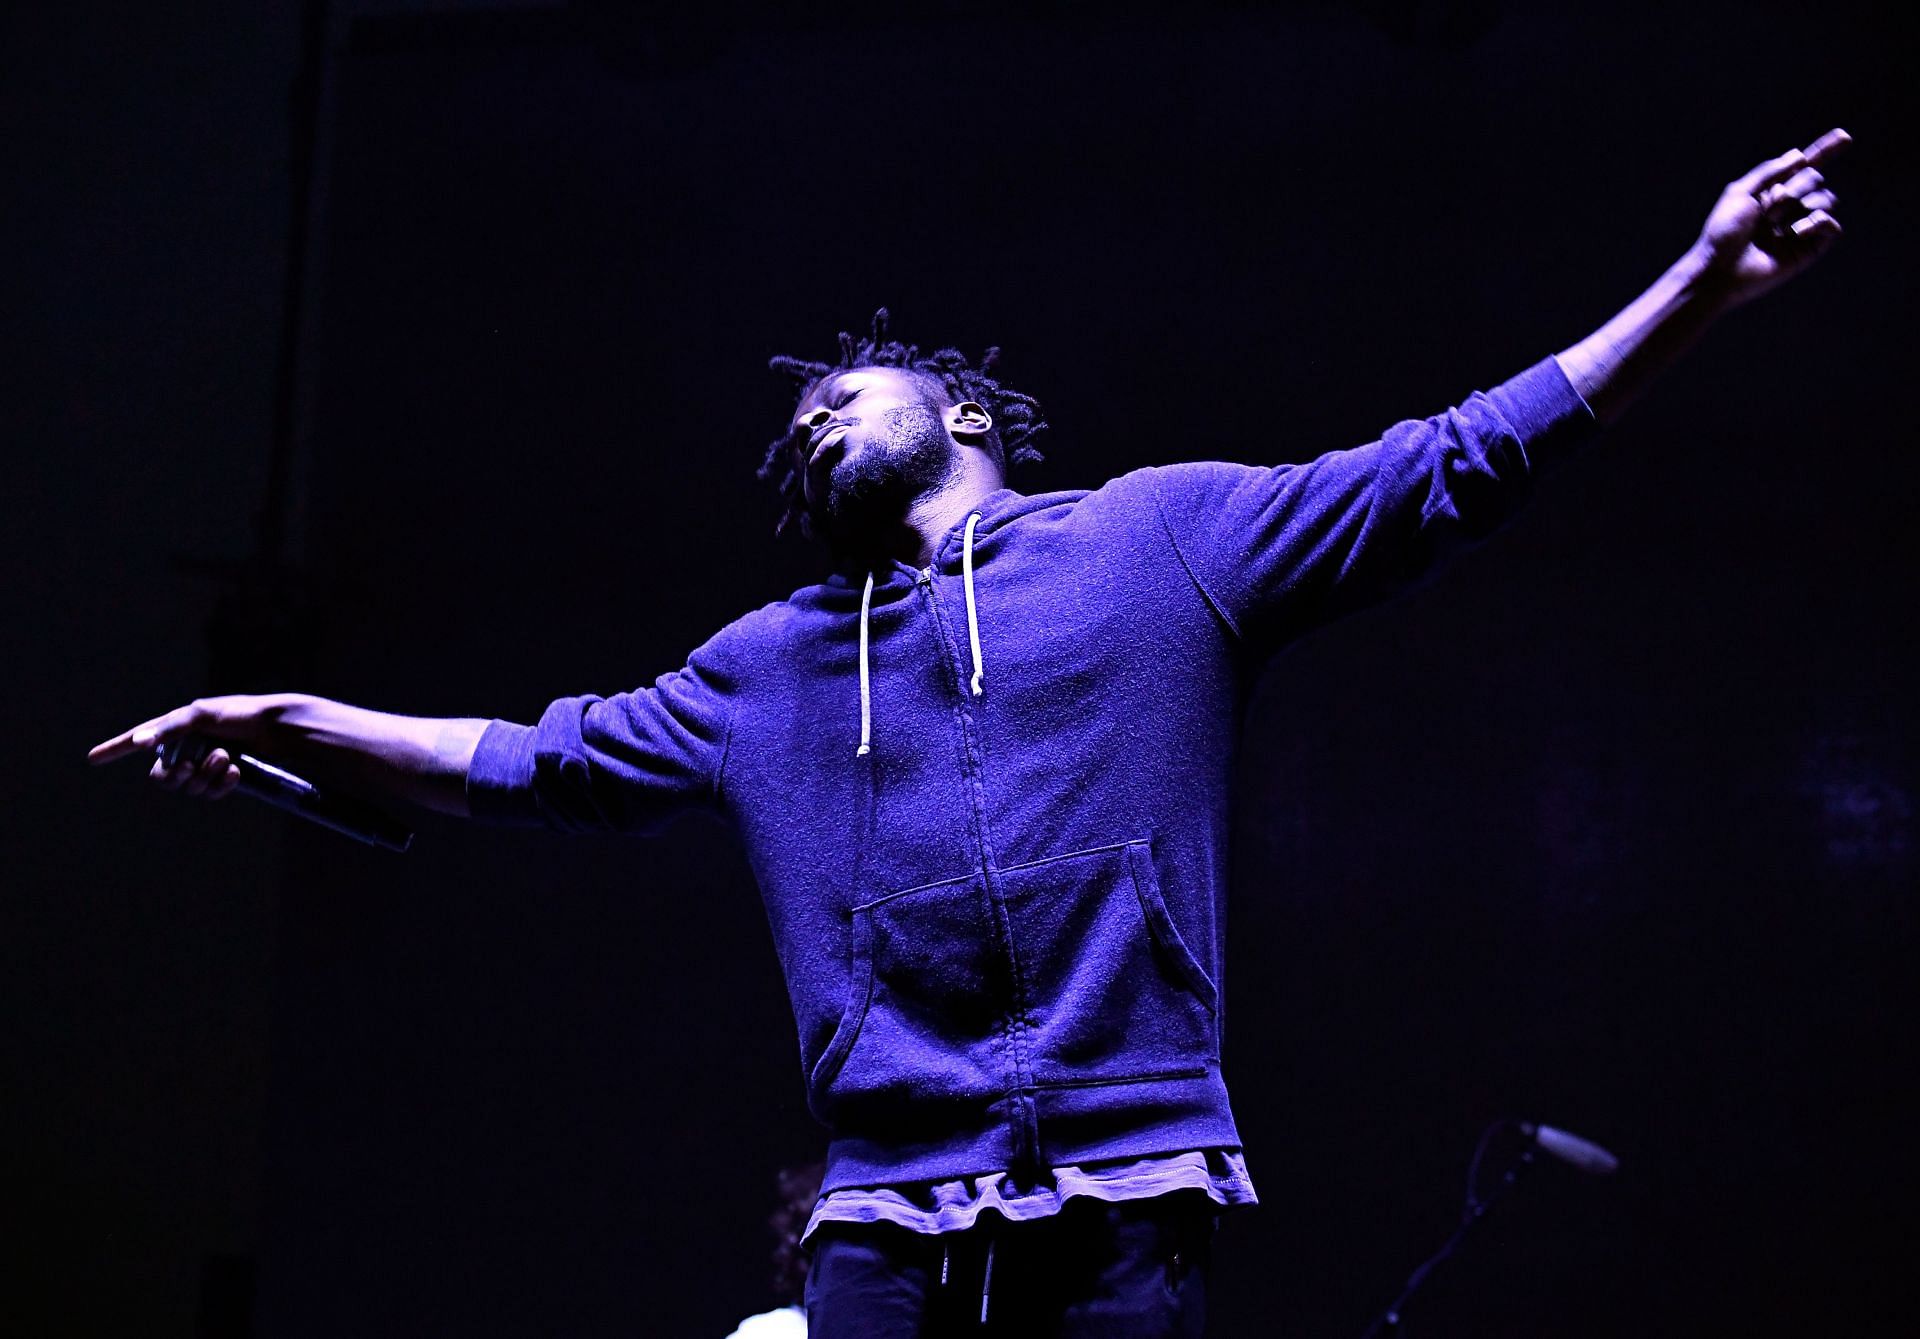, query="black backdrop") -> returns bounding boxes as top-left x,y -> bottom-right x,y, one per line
12,3 -> 1915,1336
